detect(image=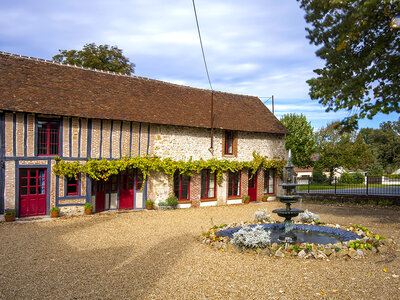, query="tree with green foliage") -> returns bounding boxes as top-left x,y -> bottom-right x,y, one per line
52,43 -> 135,75
280,113 -> 316,168
315,121 -> 374,182
298,0 -> 400,130
360,117 -> 400,173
